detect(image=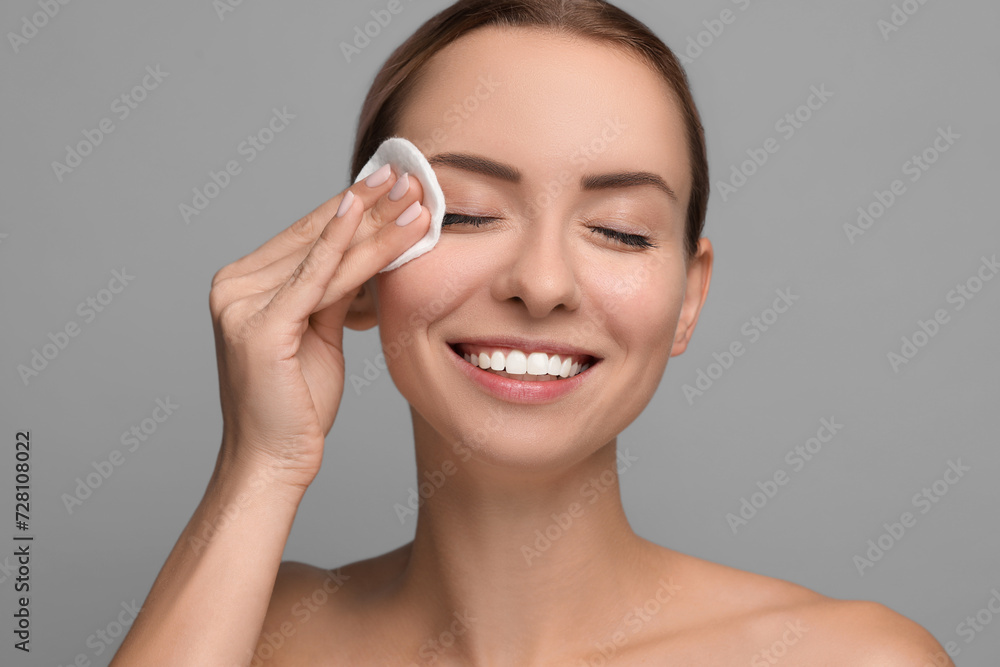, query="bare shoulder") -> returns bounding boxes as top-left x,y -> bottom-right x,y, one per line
652,550 -> 953,665
250,560 -> 353,665
253,545 -> 411,665
787,597 -> 954,666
